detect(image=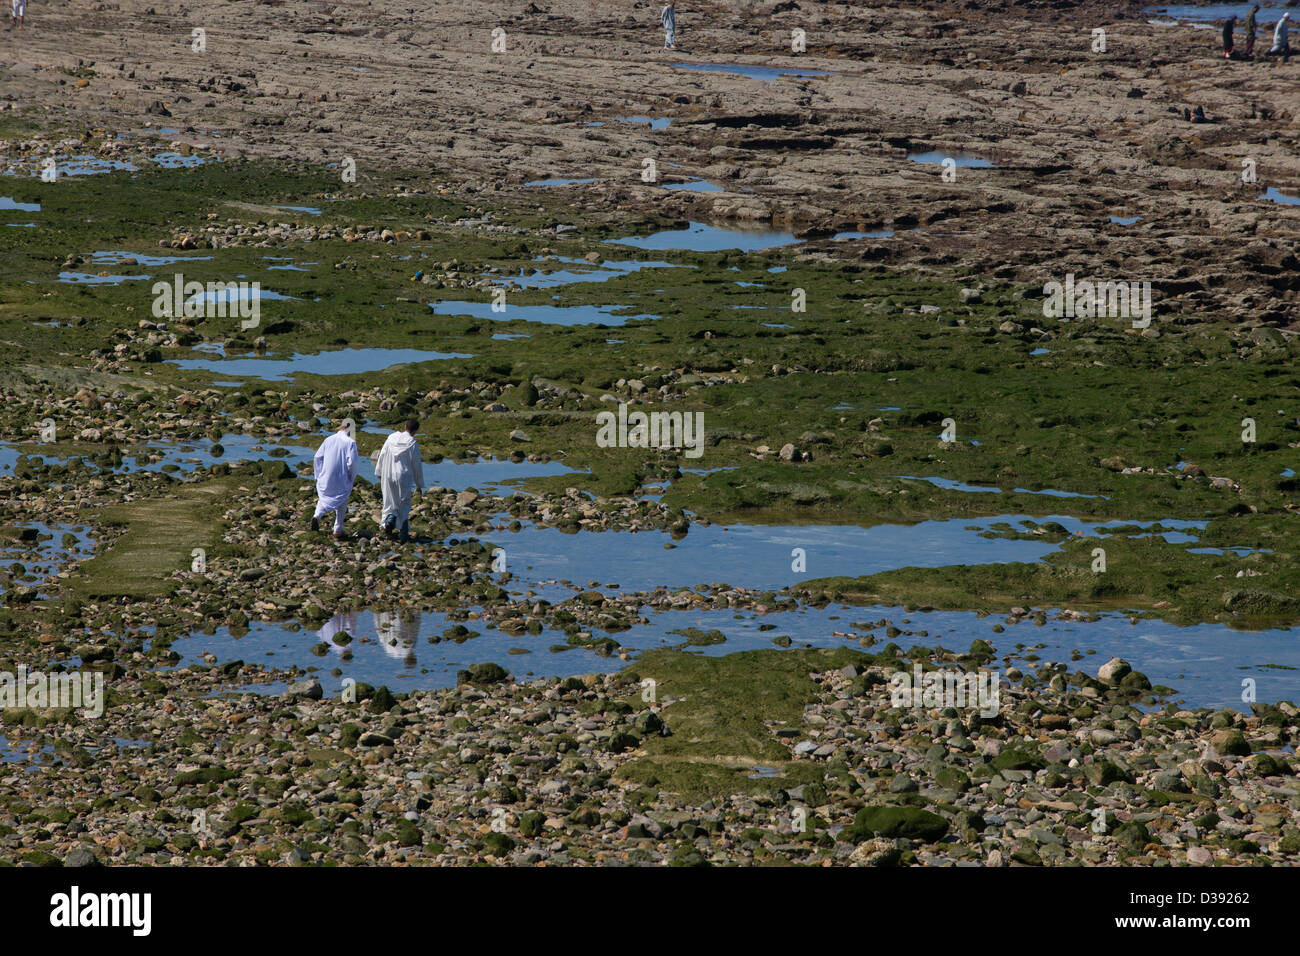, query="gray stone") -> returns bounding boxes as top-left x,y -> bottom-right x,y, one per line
1098,657 -> 1131,684
286,678 -> 323,700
